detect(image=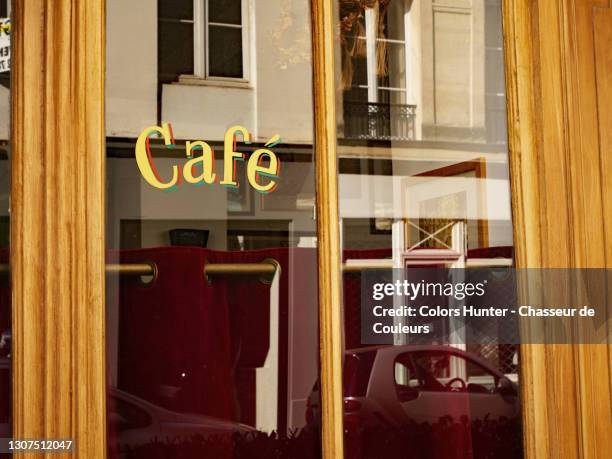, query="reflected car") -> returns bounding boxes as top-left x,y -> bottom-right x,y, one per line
0,357 -> 9,437
108,387 -> 255,455
306,345 -> 521,458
